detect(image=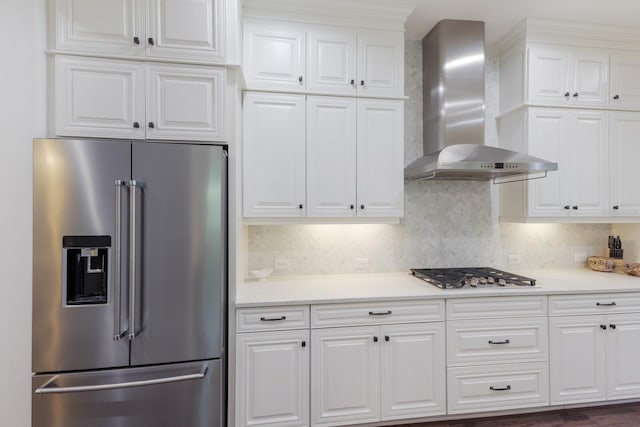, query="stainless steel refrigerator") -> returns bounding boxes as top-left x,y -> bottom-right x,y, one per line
32,138 -> 227,427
